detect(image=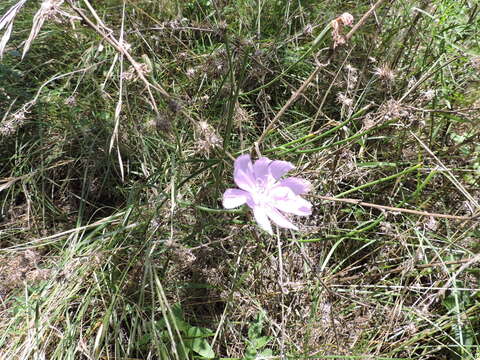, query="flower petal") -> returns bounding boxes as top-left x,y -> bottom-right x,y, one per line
269,184 -> 296,200
269,160 -> 294,179
223,189 -> 249,209
266,207 -> 298,230
252,206 -> 273,235
234,154 -> 255,191
253,157 -> 272,180
279,177 -> 312,195
273,195 -> 312,216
